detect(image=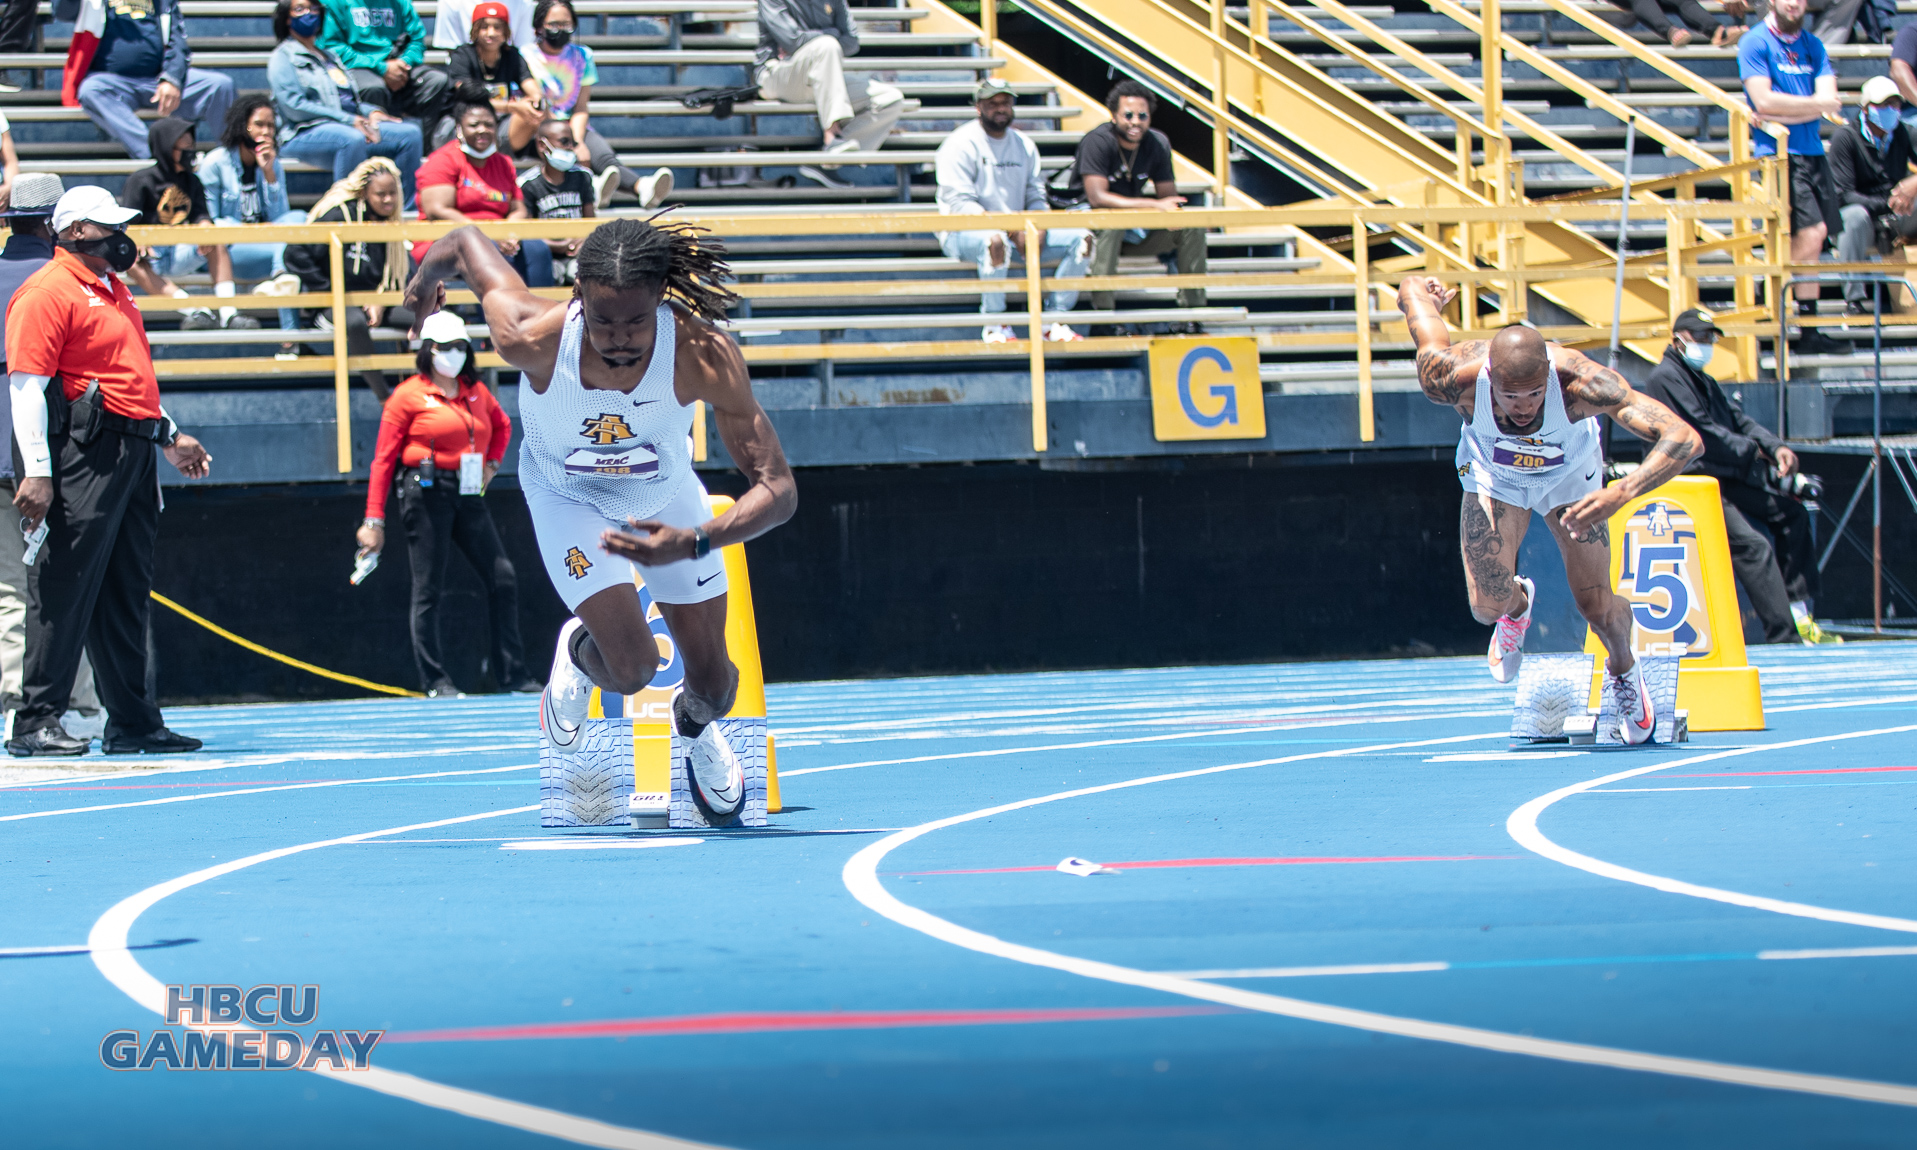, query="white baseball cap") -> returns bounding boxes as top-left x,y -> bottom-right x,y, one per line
50,184 -> 140,234
1862,75 -> 1903,107
417,310 -> 470,345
